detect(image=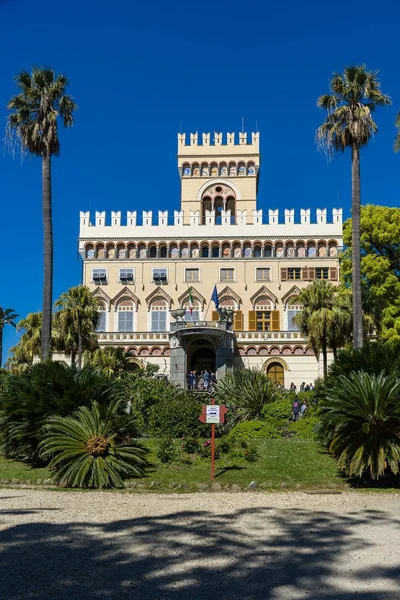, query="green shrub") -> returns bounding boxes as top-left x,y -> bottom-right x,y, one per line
40,400 -> 148,488
180,436 -> 200,454
261,396 -> 293,425
148,395 -> 207,438
0,362 -> 125,463
243,443 -> 259,462
288,416 -> 319,439
157,438 -> 176,463
229,420 -> 280,440
296,391 -> 316,405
